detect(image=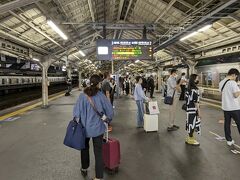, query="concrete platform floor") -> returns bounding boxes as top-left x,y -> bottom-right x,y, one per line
0,91 -> 240,180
